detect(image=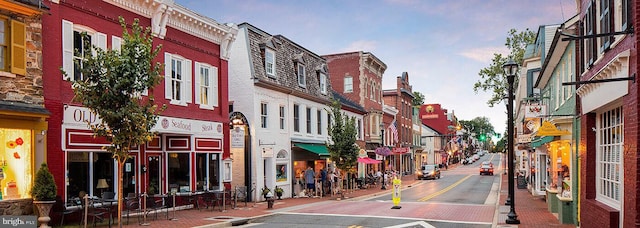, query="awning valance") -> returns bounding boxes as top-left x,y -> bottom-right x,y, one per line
531,136 -> 554,148
294,143 -> 329,156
